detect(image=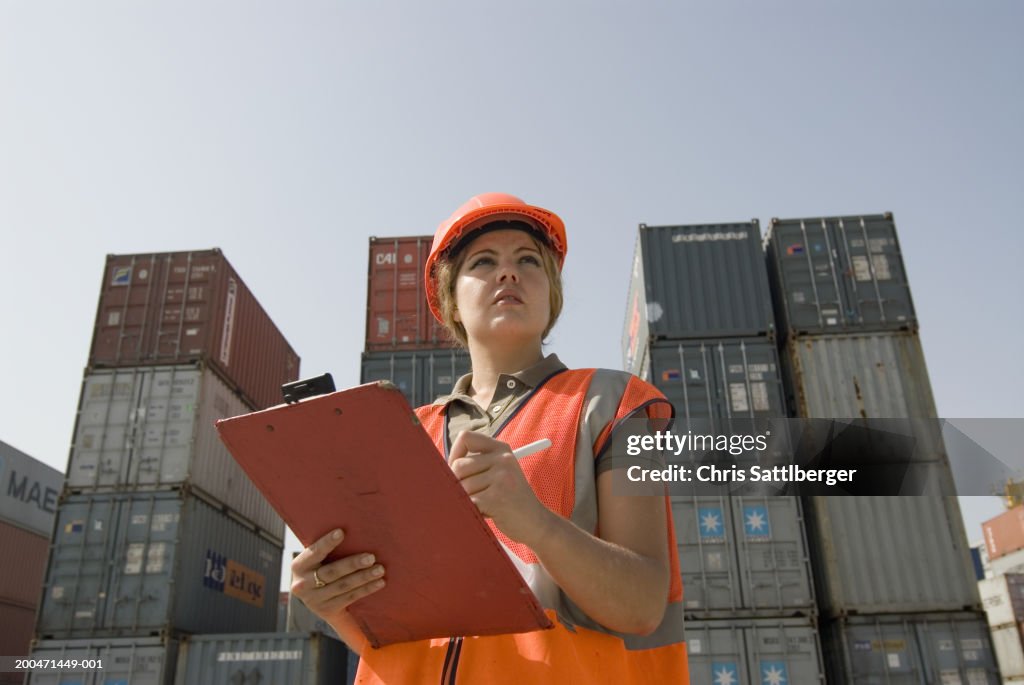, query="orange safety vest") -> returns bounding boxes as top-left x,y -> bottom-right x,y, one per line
355,368 -> 689,684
